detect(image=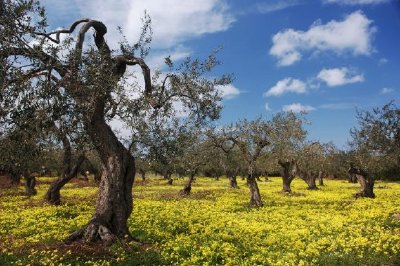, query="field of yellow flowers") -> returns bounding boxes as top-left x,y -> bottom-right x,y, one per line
0,176 -> 400,265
